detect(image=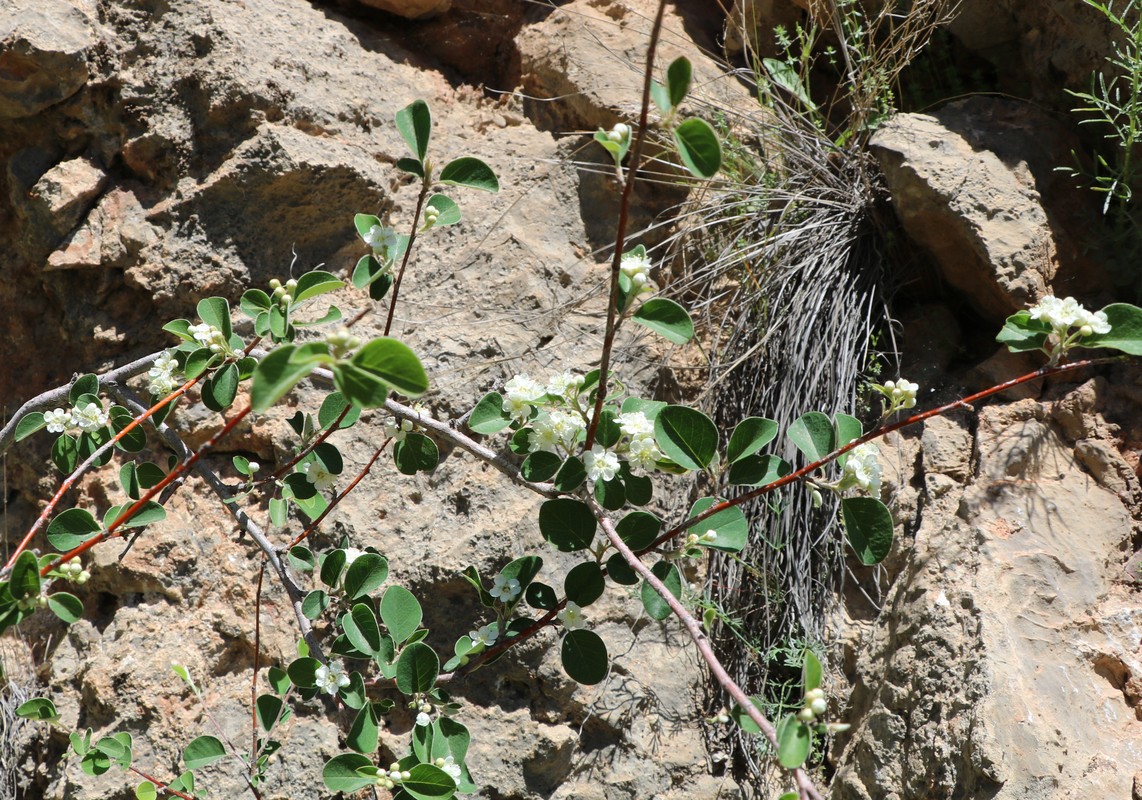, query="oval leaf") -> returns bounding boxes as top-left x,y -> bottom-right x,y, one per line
395,642 -> 439,694
467,392 -> 512,434
344,553 -> 389,601
46,508 -> 102,551
673,117 -> 722,178
347,337 -> 428,399
787,411 -> 835,463
393,433 -> 439,475
1084,303 -> 1142,355
538,499 -> 596,552
251,345 -> 314,412
842,496 -> 894,565
727,417 -> 779,463
322,752 -> 374,793
564,561 -> 605,607
776,714 -> 812,769
48,592 -> 84,623
640,560 -> 681,620
425,194 -> 461,227
439,156 -> 499,192
9,551 -> 41,600
381,585 -> 423,644
560,628 -> 608,685
688,497 -> 748,553
654,405 -> 718,471
632,298 -> 694,344
182,735 -> 226,770
395,99 -> 432,161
